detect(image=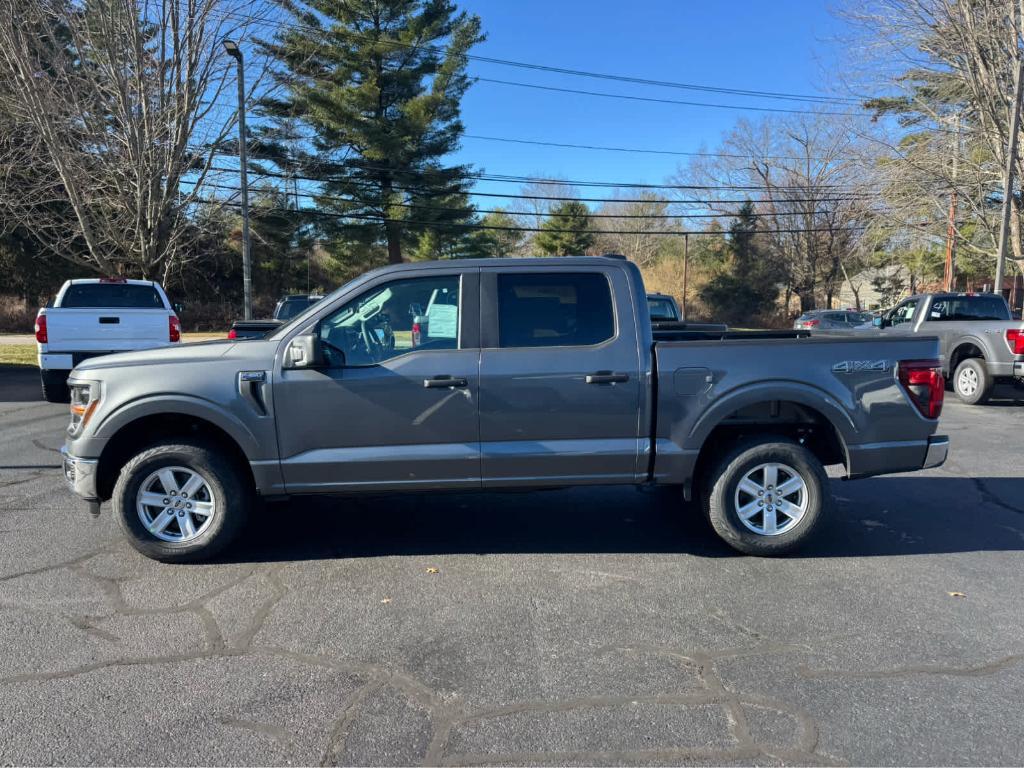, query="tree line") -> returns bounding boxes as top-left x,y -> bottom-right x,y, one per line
1,0 -> 1022,329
